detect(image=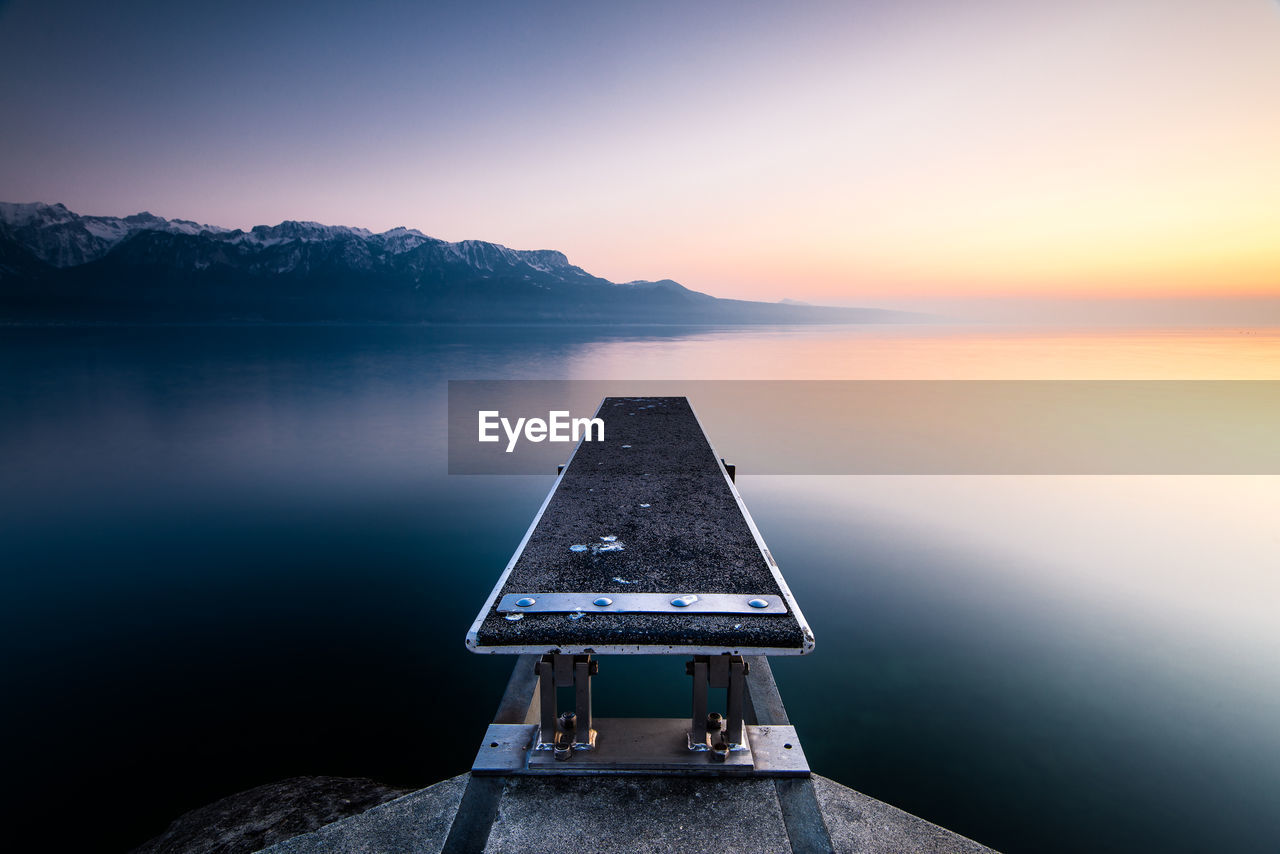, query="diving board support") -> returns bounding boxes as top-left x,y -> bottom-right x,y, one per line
472,655 -> 810,777
535,653 -> 598,757
689,654 -> 748,757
